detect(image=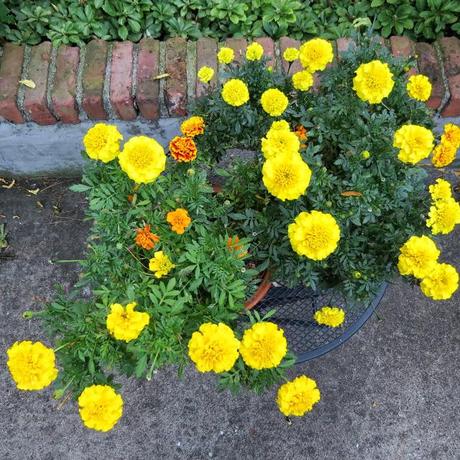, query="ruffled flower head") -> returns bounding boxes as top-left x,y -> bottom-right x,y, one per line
78,385 -> 123,432
188,323 -> 240,373
118,136 -> 166,184
353,60 -> 394,104
197,66 -> 214,83
261,128 -> 300,159
393,124 -> 434,164
106,302 -> 150,342
7,341 -> 58,391
260,88 -> 289,116
222,79 -> 250,107
246,42 -> 264,61
420,263 -> 459,300
407,74 -> 432,102
299,38 -> 333,72
217,47 -> 234,64
239,322 -> 288,370
180,116 -> 205,138
397,235 -> 440,279
426,198 -> 460,235
277,375 -> 321,417
135,225 -> 159,250
149,251 -> 175,278
288,210 -> 340,260
314,306 -> 345,327
166,208 -> 191,234
262,153 -> 311,201
169,136 -> 197,162
83,123 -> 123,163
